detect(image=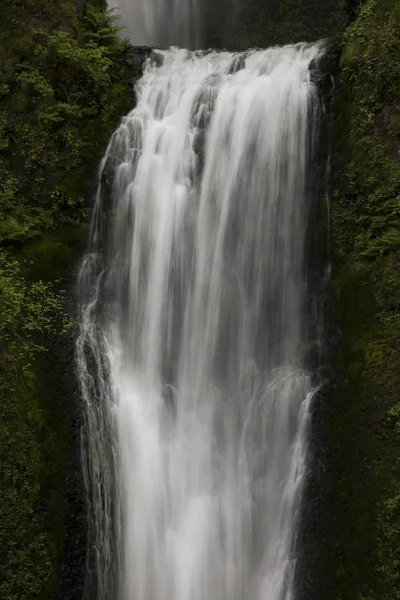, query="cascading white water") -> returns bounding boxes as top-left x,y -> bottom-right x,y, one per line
77,44 -> 322,600
107,0 -> 200,48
